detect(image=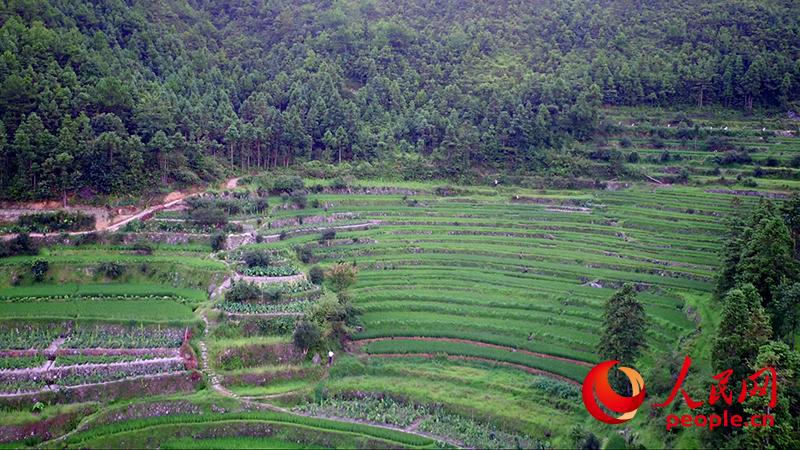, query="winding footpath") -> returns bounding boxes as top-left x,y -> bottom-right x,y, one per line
0,176 -> 242,239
